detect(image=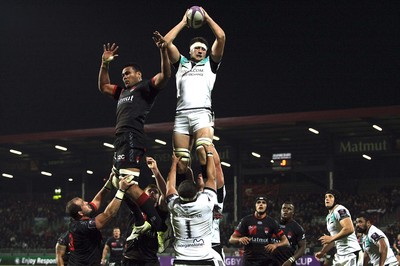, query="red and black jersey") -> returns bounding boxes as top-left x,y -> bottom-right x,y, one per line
56,231 -> 71,265
273,219 -> 306,264
234,214 -> 284,263
114,80 -> 159,136
105,236 -> 125,263
68,218 -> 103,266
